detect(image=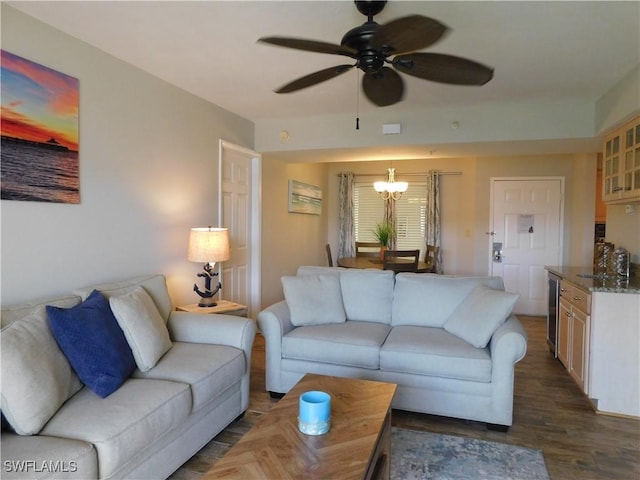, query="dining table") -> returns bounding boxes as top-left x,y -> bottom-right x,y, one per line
337,256 -> 433,273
